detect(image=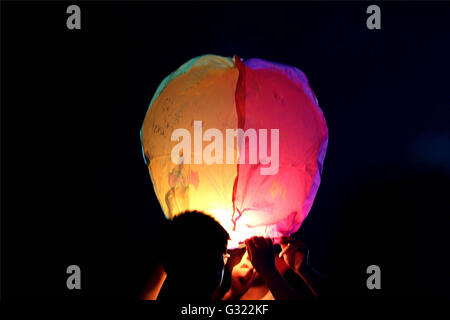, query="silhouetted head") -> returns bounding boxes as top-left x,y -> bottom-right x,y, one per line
160,210 -> 230,299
